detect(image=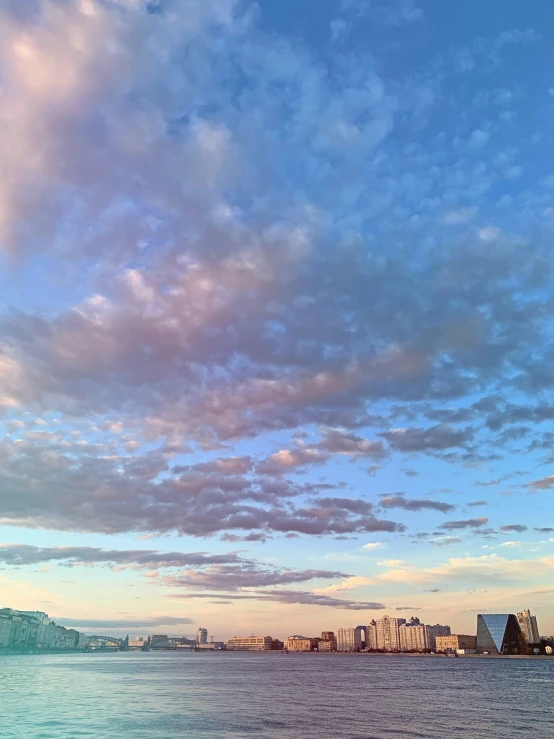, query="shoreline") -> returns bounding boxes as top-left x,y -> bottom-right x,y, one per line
2,649 -> 552,660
